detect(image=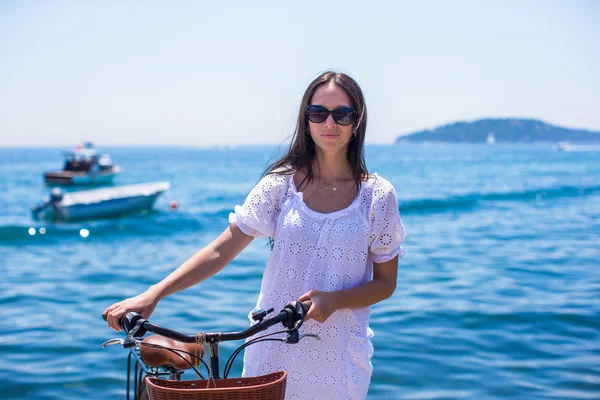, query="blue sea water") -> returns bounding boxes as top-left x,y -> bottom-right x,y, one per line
0,144 -> 599,399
